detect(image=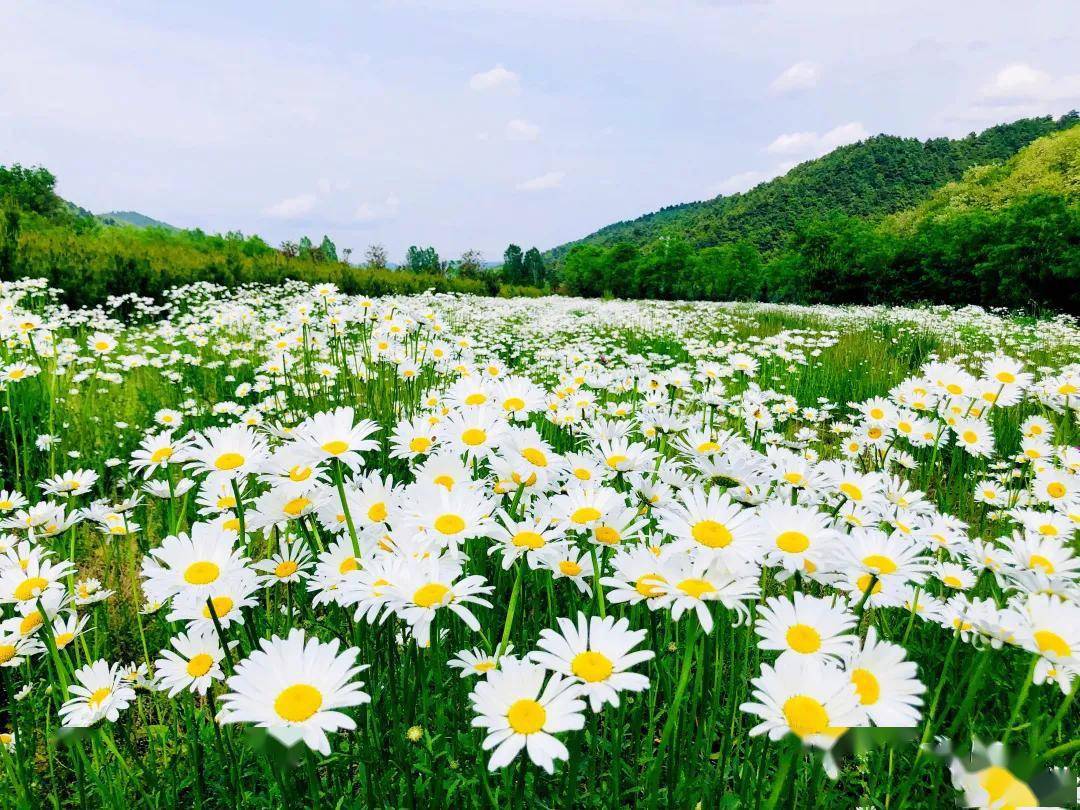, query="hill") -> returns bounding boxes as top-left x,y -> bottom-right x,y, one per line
97,210 -> 178,230
547,112 -> 1079,260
